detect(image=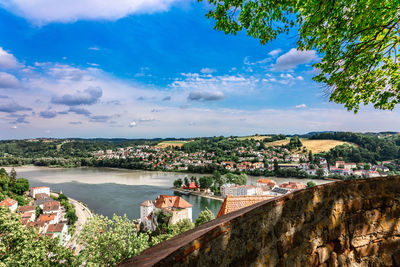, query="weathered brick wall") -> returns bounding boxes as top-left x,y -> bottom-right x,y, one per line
122,177 -> 400,267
